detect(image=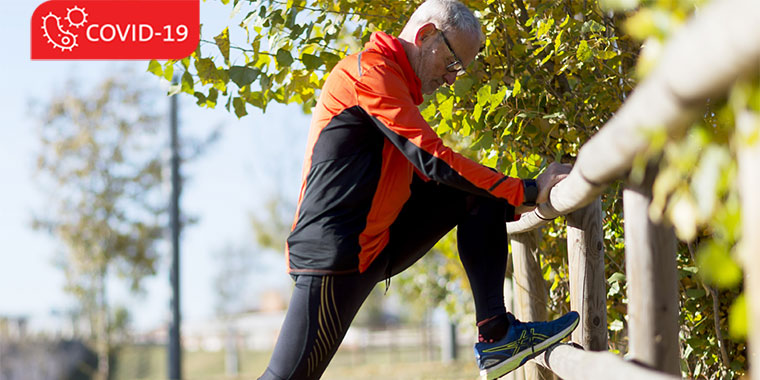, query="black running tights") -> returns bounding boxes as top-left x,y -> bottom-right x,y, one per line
260,177 -> 511,379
